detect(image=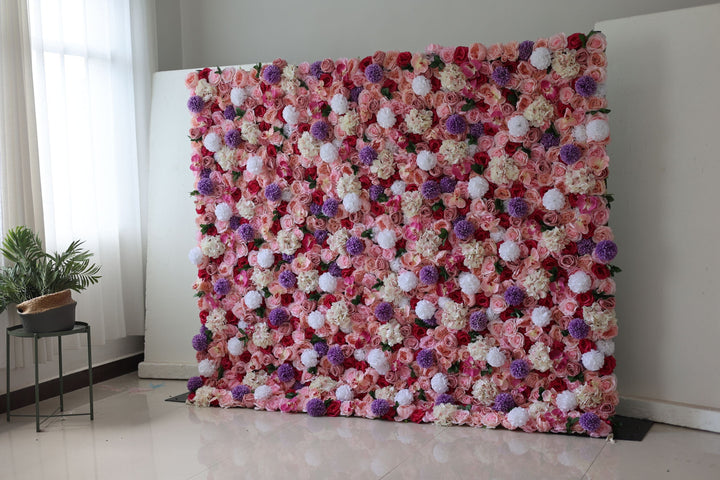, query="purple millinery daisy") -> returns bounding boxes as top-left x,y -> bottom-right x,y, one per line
262,64 -> 281,84
322,197 -> 339,217
349,86 -> 362,103
310,61 -> 323,78
268,307 -> 289,326
579,412 -> 602,432
224,129 -> 242,149
575,75 -> 597,97
309,203 -> 322,216
540,132 -> 560,150
445,114 -> 467,135
197,178 -> 213,196
187,95 -> 204,113
277,363 -> 295,383
278,270 -> 297,289
439,176 -> 457,193
421,180 -> 441,200
228,216 -> 242,231
265,183 -> 282,202
493,393 -> 516,413
371,398 -> 390,417
369,185 -> 384,201
595,240 -> 618,263
417,349 -> 435,369
518,40 -> 534,61
469,310 -> 488,331
327,345 -> 345,366
223,105 -> 236,120
560,144 -> 582,165
359,146 -> 378,165
187,376 -> 203,392
435,393 -> 454,405
310,120 -> 331,141
491,66 -> 511,87
238,224 -> 254,242
374,302 -> 394,322
327,262 -> 342,277
314,341 -> 329,356
577,238 -> 595,256
306,398 -> 327,417
365,63 -> 384,83
453,219 -> 475,240
214,278 -> 231,296
504,285 -> 525,306
469,122 -> 484,138
231,384 -> 251,400
345,236 -> 365,256
507,197 -> 529,218
419,265 -> 439,285
510,359 -> 530,379
191,334 -> 209,352
314,229 -> 328,244
568,318 -> 590,339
